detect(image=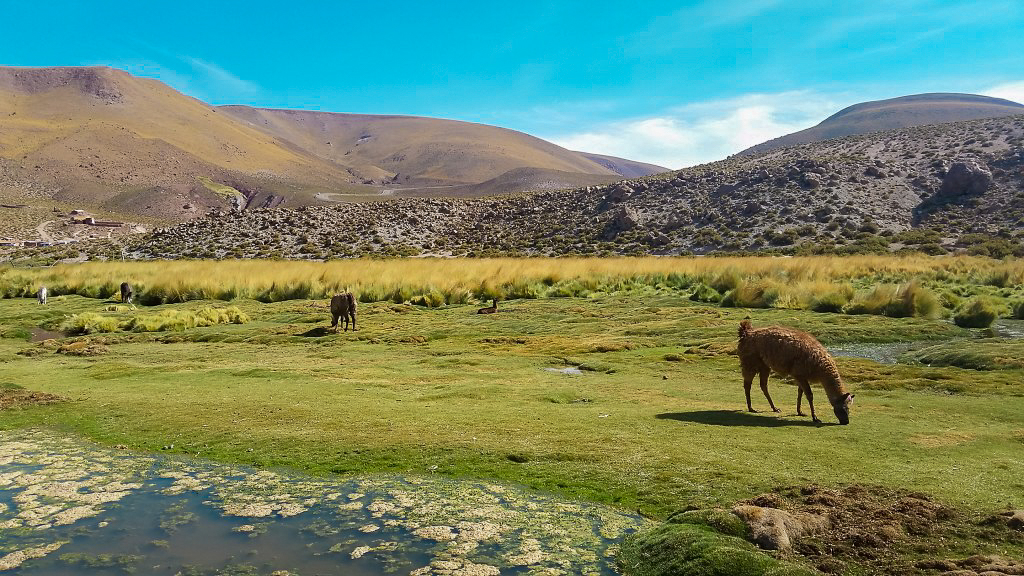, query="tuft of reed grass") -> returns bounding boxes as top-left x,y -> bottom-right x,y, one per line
954,298 -> 999,328
846,281 -> 940,318
66,307 -> 249,334
721,280 -> 782,309
63,313 -> 120,335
